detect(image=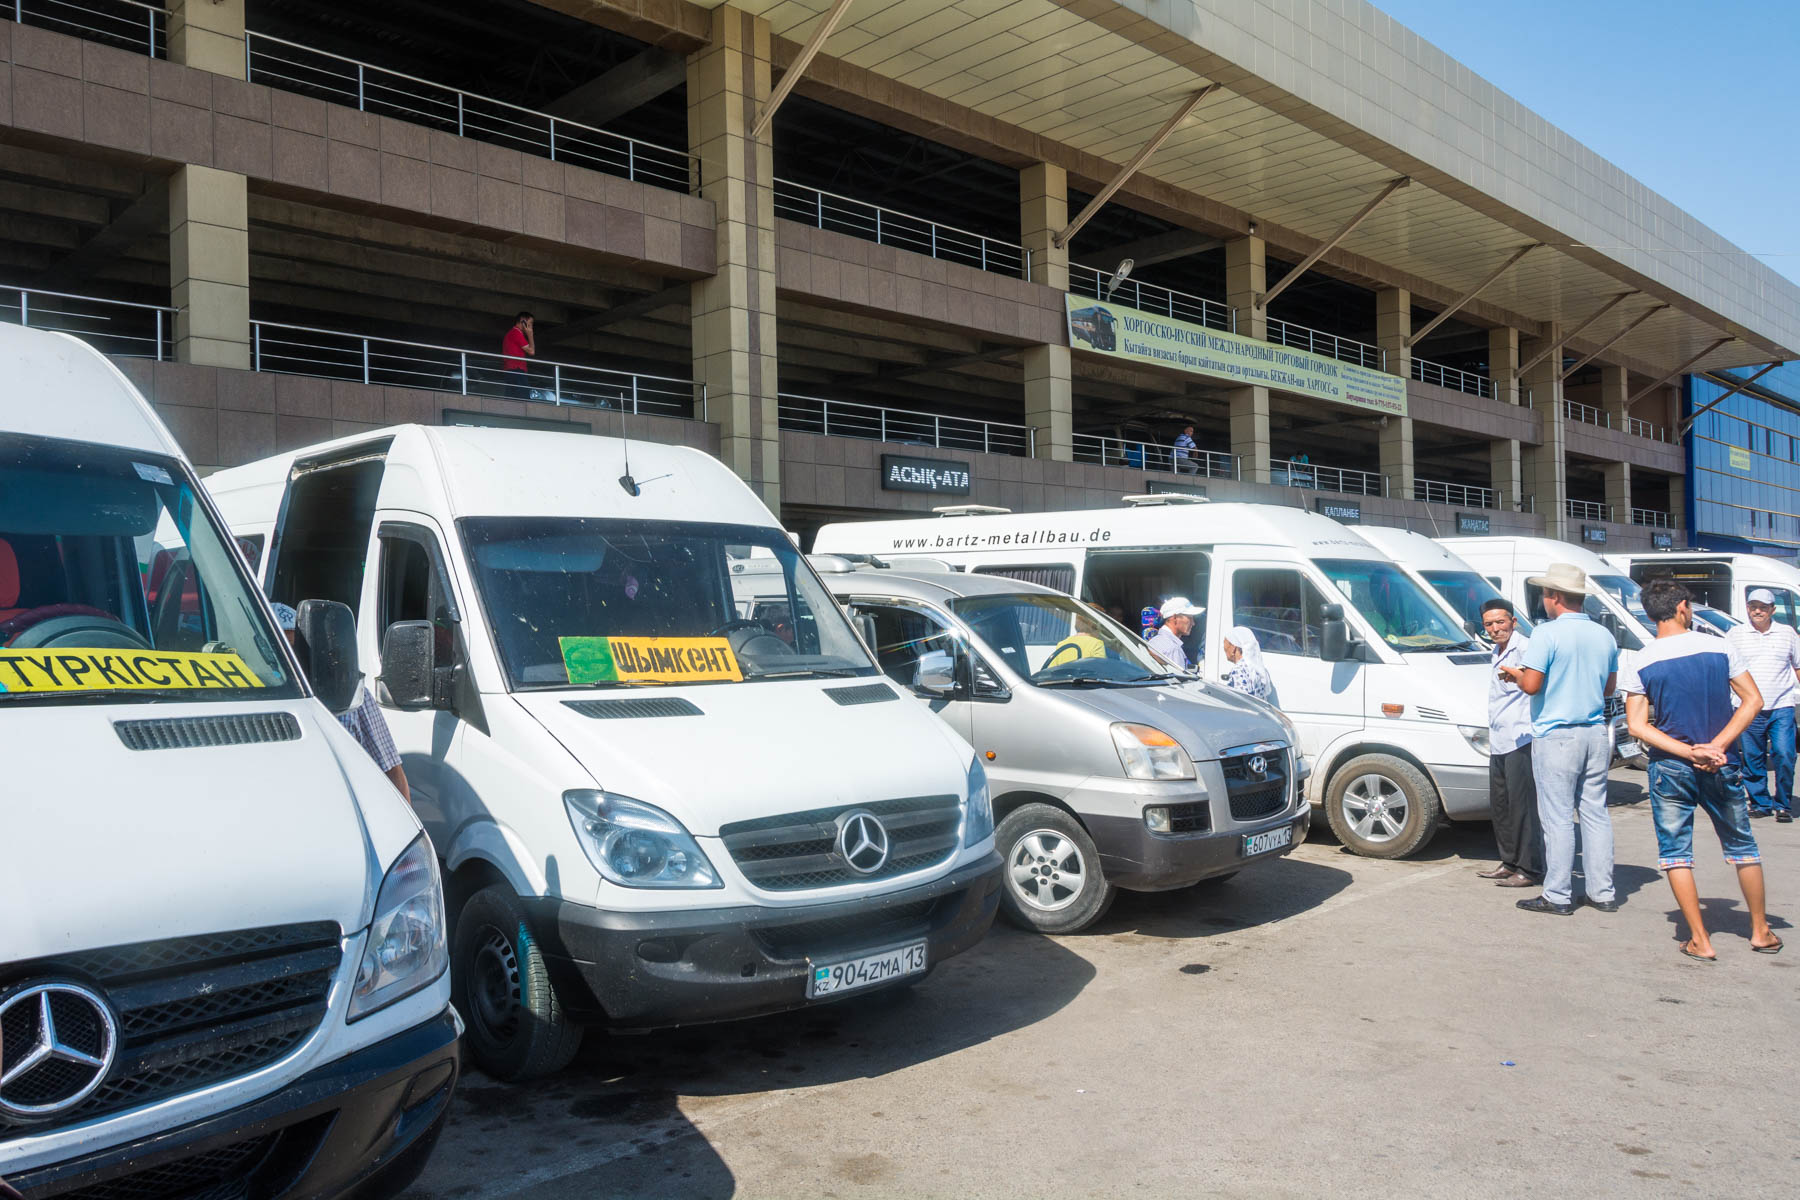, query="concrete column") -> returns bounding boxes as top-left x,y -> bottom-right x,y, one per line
1669,474 -> 1686,533
1020,164 -> 1067,291
1490,438 -> 1523,513
170,165 -> 249,369
1376,288 -> 1410,381
1489,326 -> 1520,406
1021,345 -> 1072,462
1522,323 -> 1566,538
1225,236 -> 1265,341
168,0 -> 245,78
1605,461 -> 1631,524
1229,386 -> 1270,483
688,6 -> 780,508
1380,416 -> 1414,501
1599,363 -> 1629,430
